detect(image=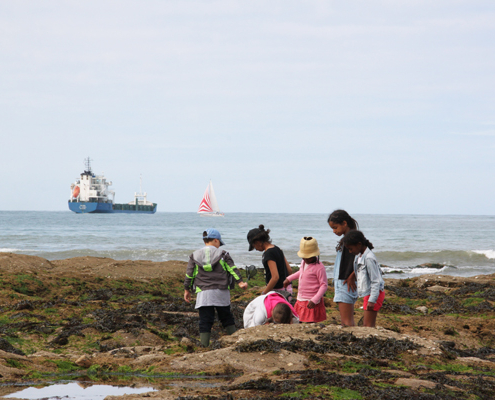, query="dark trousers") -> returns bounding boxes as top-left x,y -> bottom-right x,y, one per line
198,305 -> 235,333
